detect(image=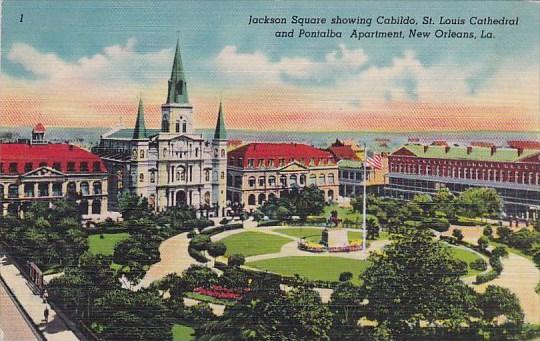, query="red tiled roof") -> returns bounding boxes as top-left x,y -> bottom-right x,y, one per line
33,123 -> 46,133
0,143 -> 106,174
228,143 -> 335,168
508,140 -> 540,150
327,145 -> 359,161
